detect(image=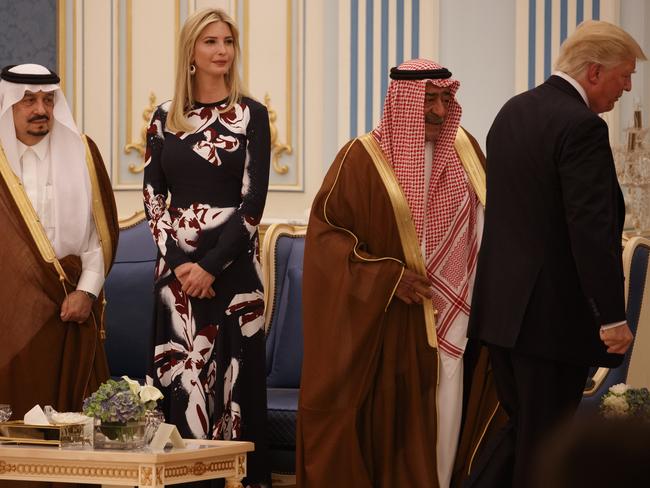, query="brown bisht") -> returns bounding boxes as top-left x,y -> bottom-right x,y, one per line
297,131 -> 503,487
0,135 -> 118,423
